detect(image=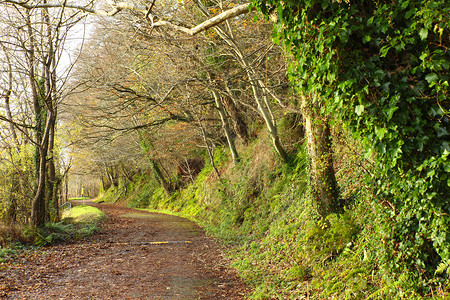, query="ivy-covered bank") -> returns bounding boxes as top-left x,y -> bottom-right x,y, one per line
253,0 -> 449,290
